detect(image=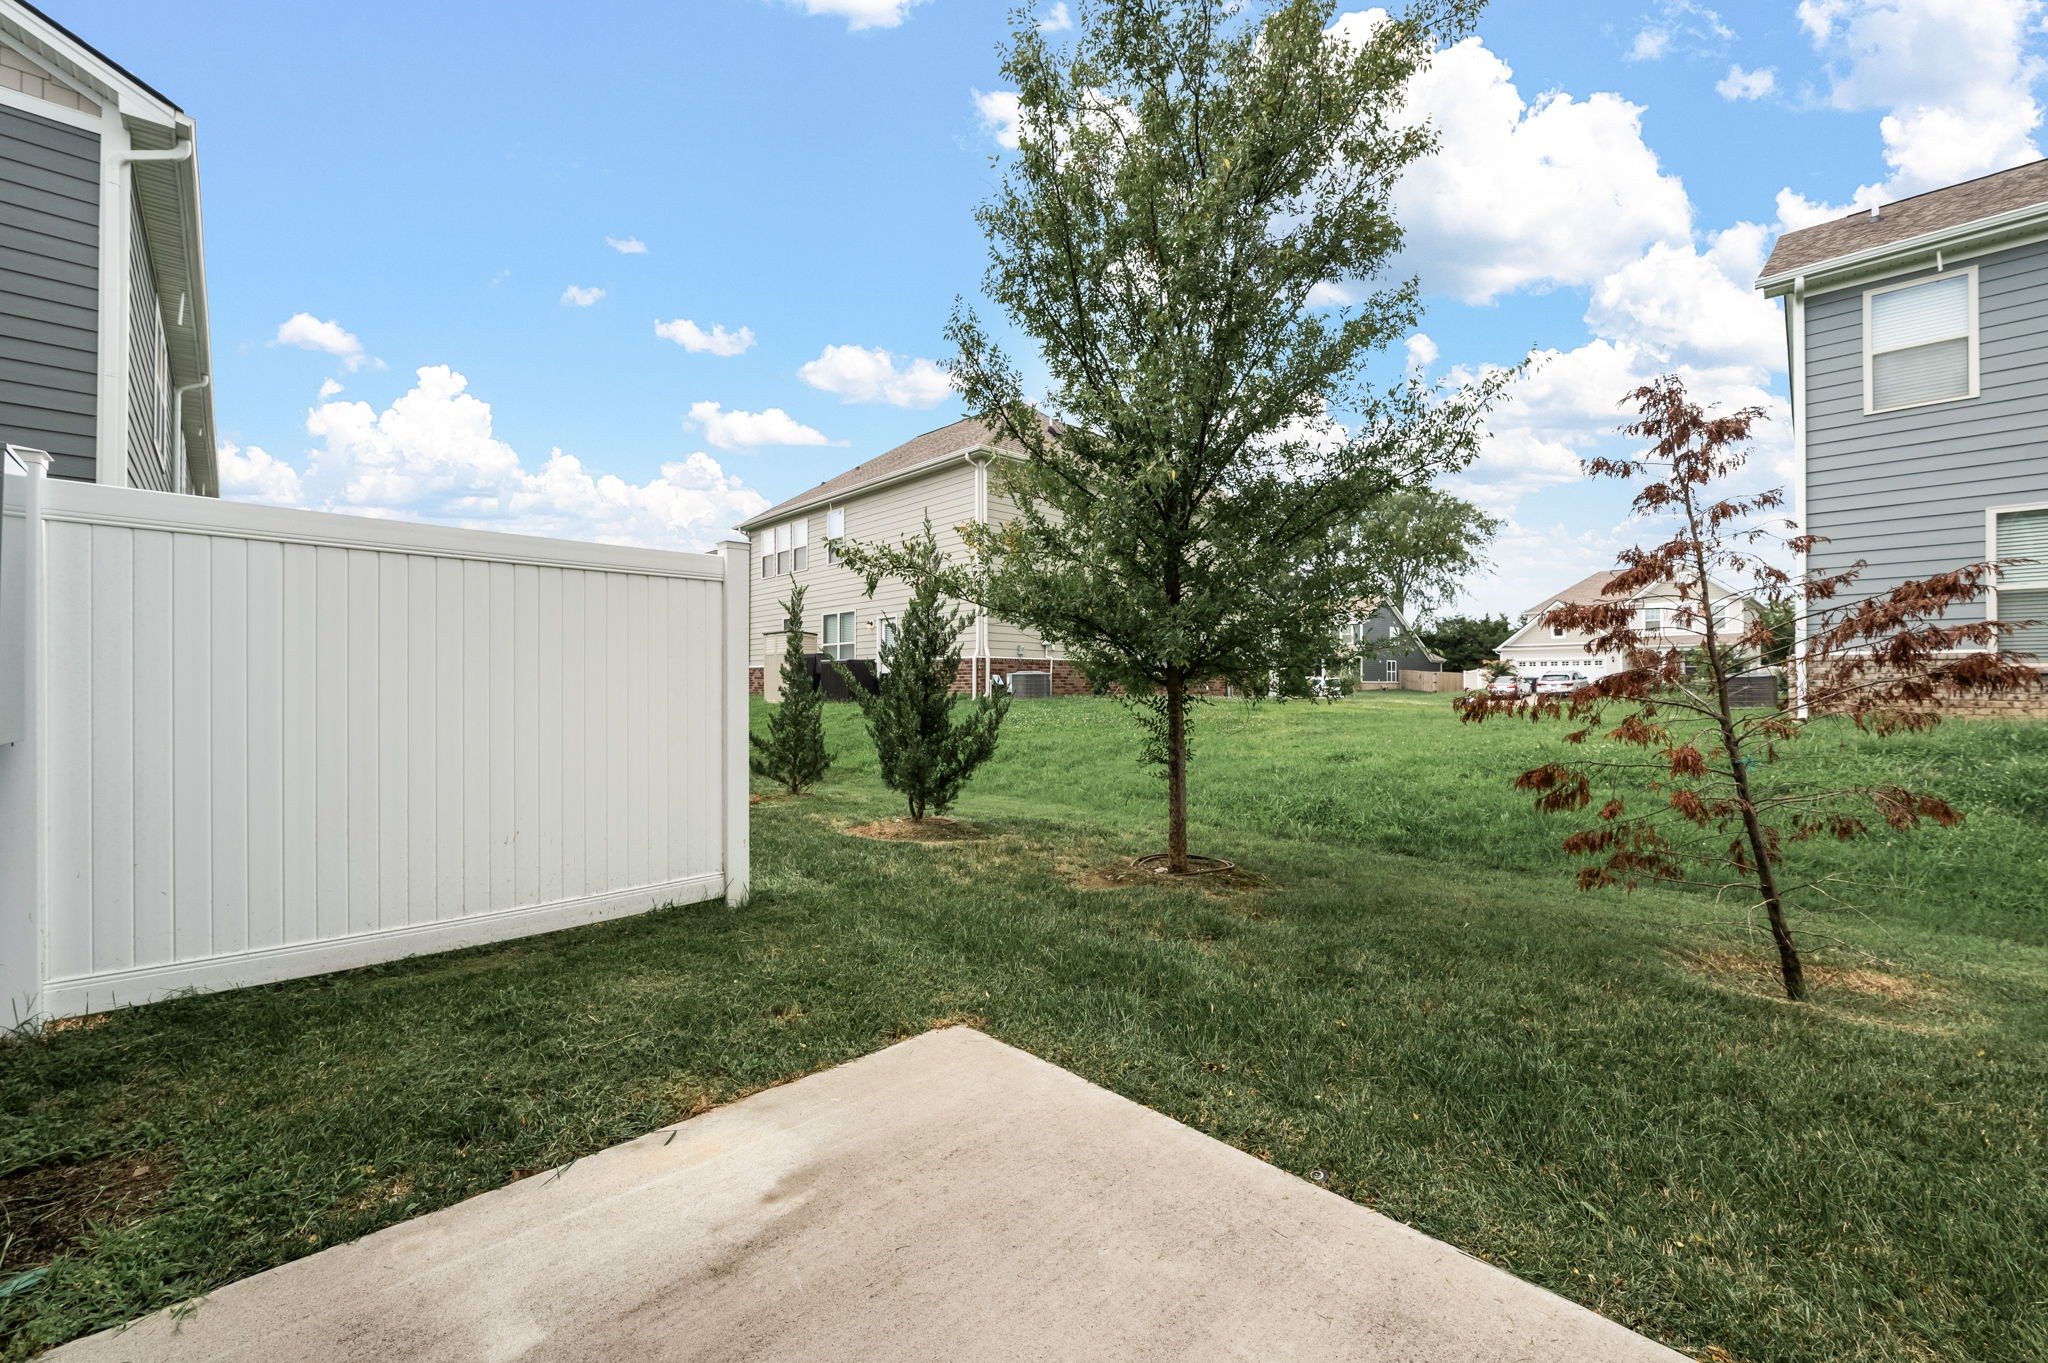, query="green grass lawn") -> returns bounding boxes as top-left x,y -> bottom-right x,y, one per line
4,695 -> 2046,1362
